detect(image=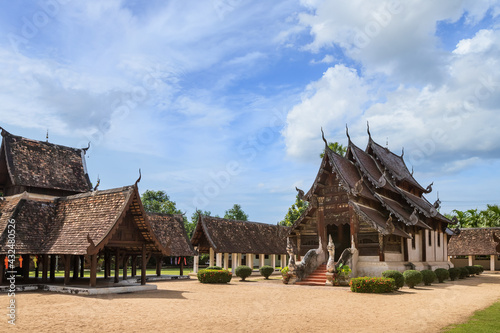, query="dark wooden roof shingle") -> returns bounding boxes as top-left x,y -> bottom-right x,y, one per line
1,129 -> 91,193
448,228 -> 500,256
191,215 -> 289,254
148,213 -> 197,256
